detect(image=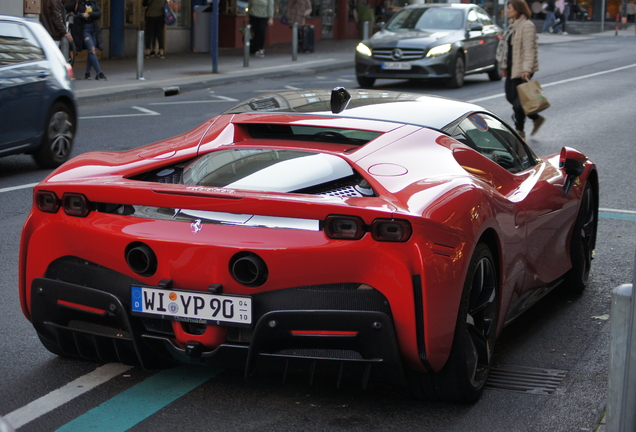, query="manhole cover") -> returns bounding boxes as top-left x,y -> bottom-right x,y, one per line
486,365 -> 567,395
